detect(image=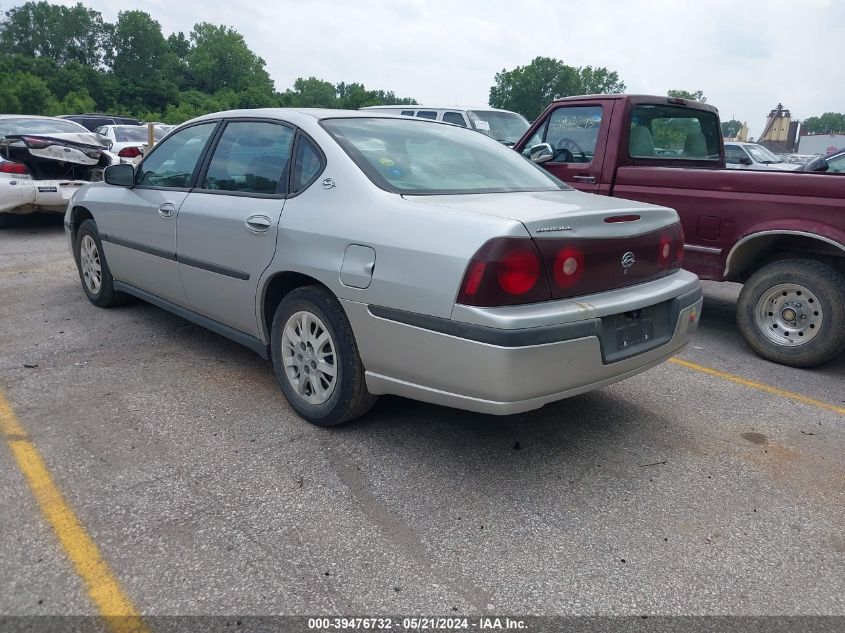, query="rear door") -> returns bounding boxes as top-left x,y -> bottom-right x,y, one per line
95,121 -> 218,305
175,119 -> 296,336
518,103 -> 610,193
